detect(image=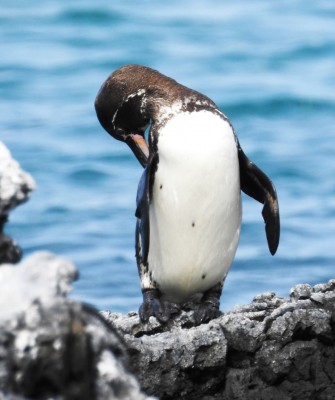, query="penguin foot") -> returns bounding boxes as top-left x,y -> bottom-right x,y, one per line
194,282 -> 223,325
194,301 -> 221,325
139,289 -> 179,323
